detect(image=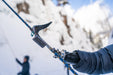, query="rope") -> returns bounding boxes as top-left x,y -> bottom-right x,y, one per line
2,0 -> 33,32
0,26 -> 16,57
2,0 -> 78,74
67,64 -> 70,75
0,26 -> 19,72
6,38 -> 16,57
